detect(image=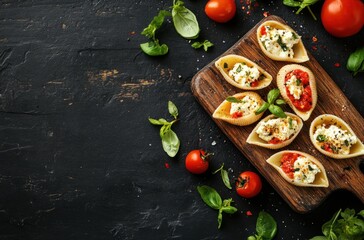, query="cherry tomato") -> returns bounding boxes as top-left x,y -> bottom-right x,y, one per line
236,171 -> 262,198
321,0 -> 364,37
185,150 -> 211,174
205,0 -> 236,23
